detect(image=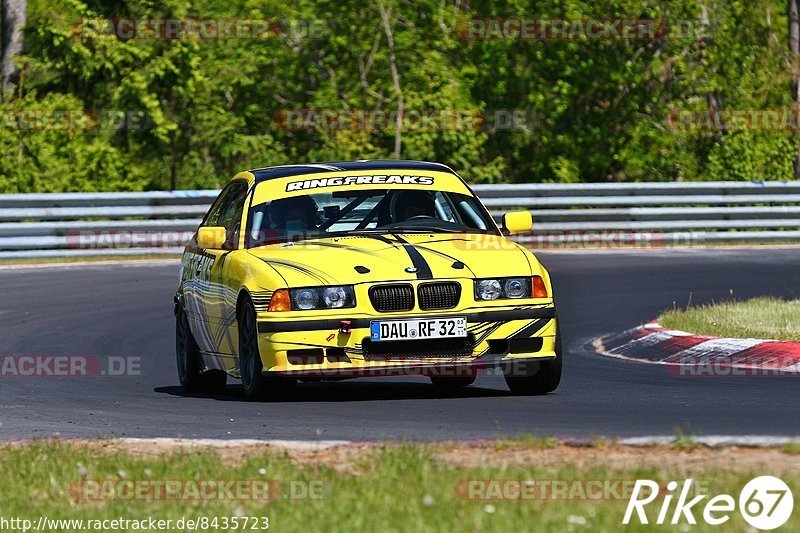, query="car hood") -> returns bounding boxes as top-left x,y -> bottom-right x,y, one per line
247,233 -> 535,287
